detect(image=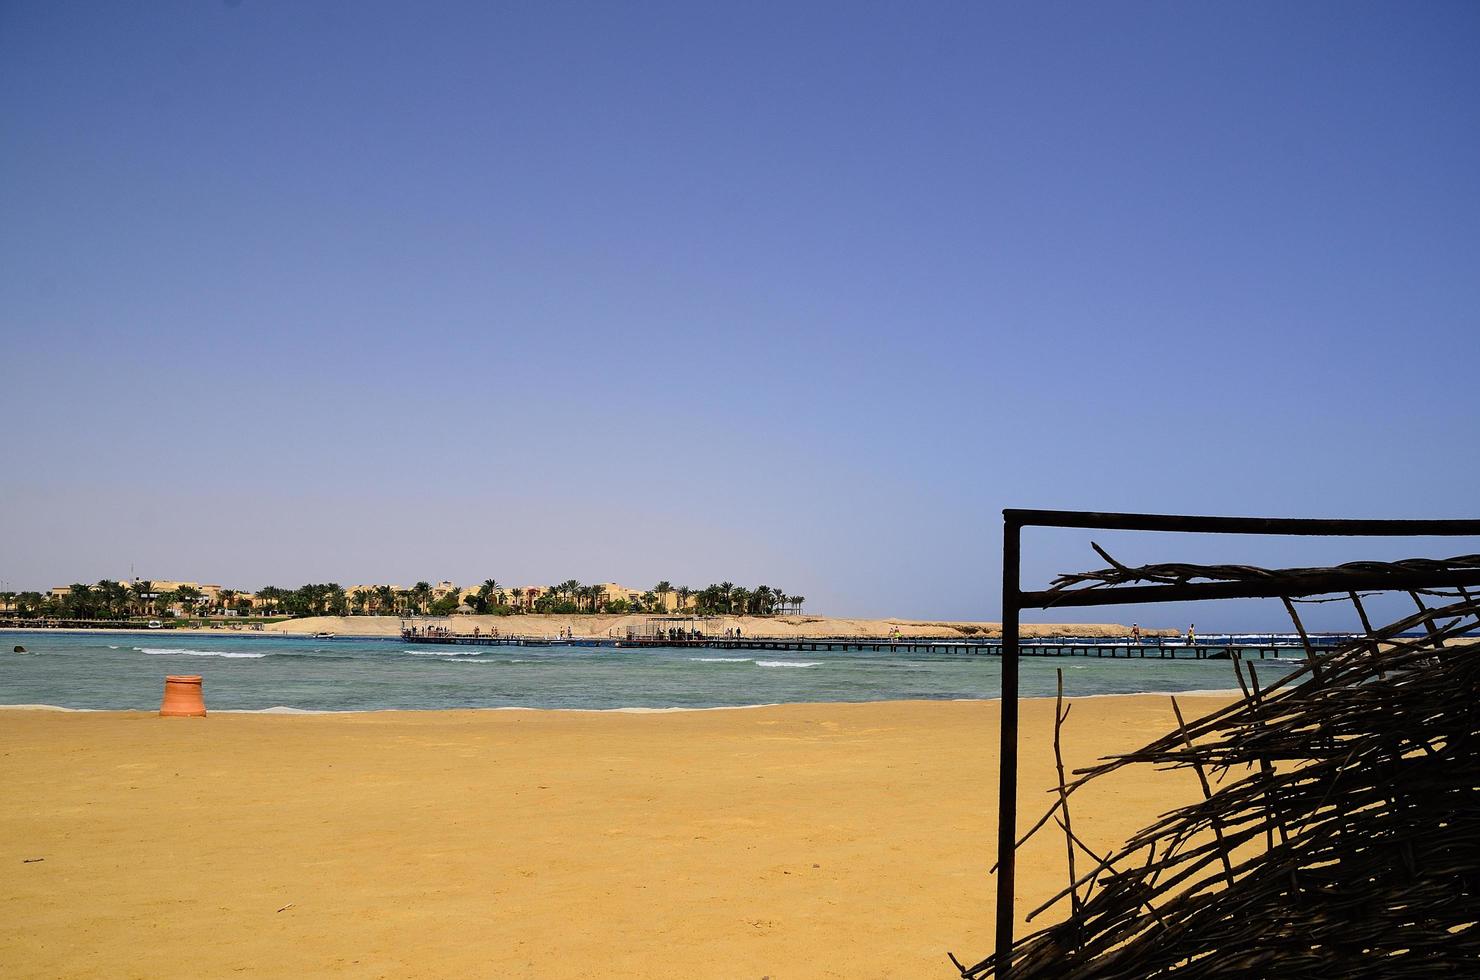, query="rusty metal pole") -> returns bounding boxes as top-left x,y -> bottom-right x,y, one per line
994,514 -> 1022,975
